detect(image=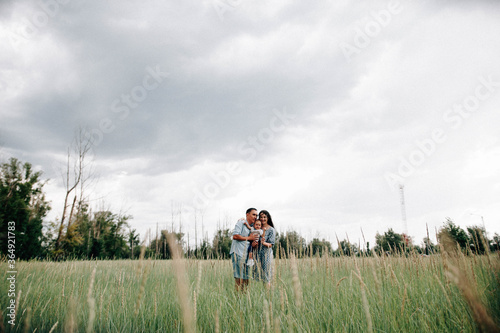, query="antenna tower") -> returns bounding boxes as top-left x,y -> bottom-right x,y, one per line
399,184 -> 408,236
